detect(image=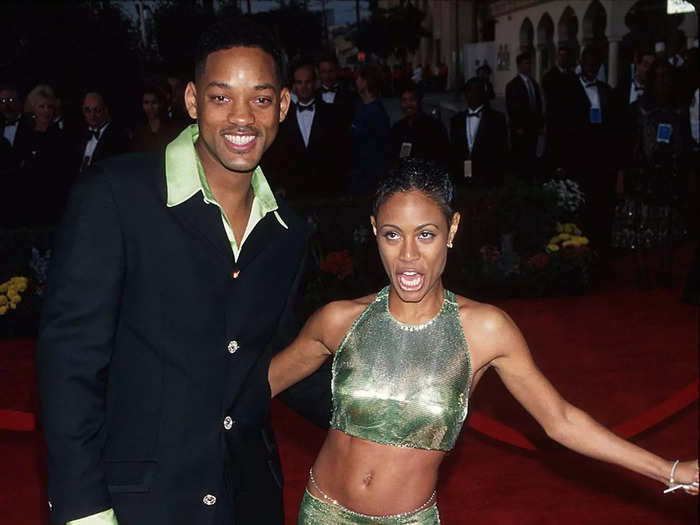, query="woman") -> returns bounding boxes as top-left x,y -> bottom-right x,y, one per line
612,59 -> 690,289
349,65 -> 391,195
131,85 -> 178,152
13,84 -> 69,224
269,160 -> 698,524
